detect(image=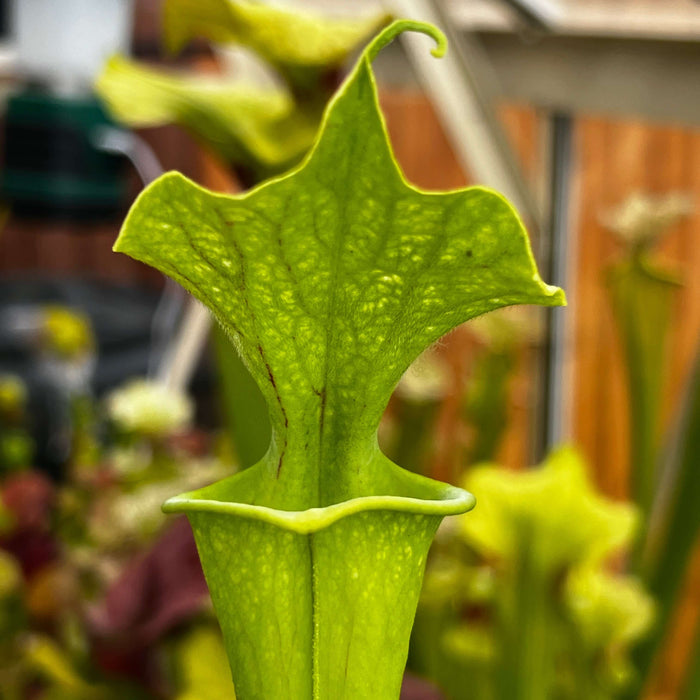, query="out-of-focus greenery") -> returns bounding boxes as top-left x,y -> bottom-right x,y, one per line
41,306 -> 95,361
608,254 -> 678,518
0,375 -> 34,474
603,192 -> 699,695
162,0 -> 390,93
0,343 -> 229,698
0,549 -> 22,615
564,566 -> 653,689
0,375 -> 28,420
681,623 -> 700,700
462,314 -> 522,467
0,498 -> 12,534
384,310 -> 523,477
388,348 -> 450,474
211,326 -> 269,468
22,635 -> 115,700
96,0 -> 389,181
602,192 -> 692,249
64,376 -> 228,563
0,549 -> 27,700
37,305 -> 100,475
460,448 -> 635,571
411,447 -> 654,700
630,339 -> 700,697
169,624 -> 236,700
97,55 -> 322,180
604,192 -> 689,529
